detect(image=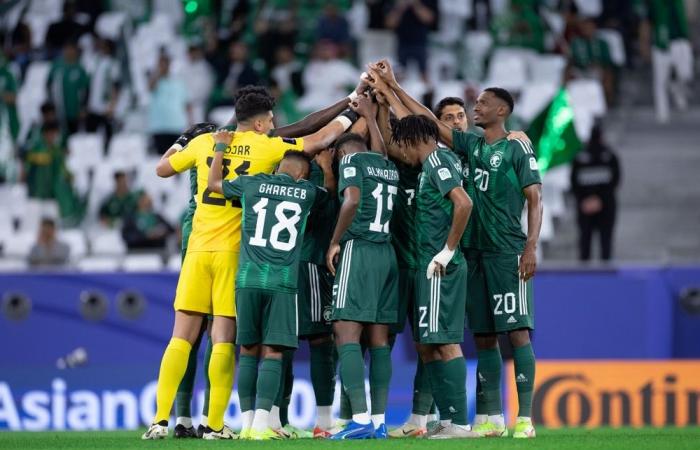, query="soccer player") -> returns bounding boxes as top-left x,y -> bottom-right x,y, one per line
453,88 -> 542,439
326,96 -> 399,440
207,137 -> 332,439
142,86 -> 361,440
390,114 -> 477,439
368,61 -> 539,437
